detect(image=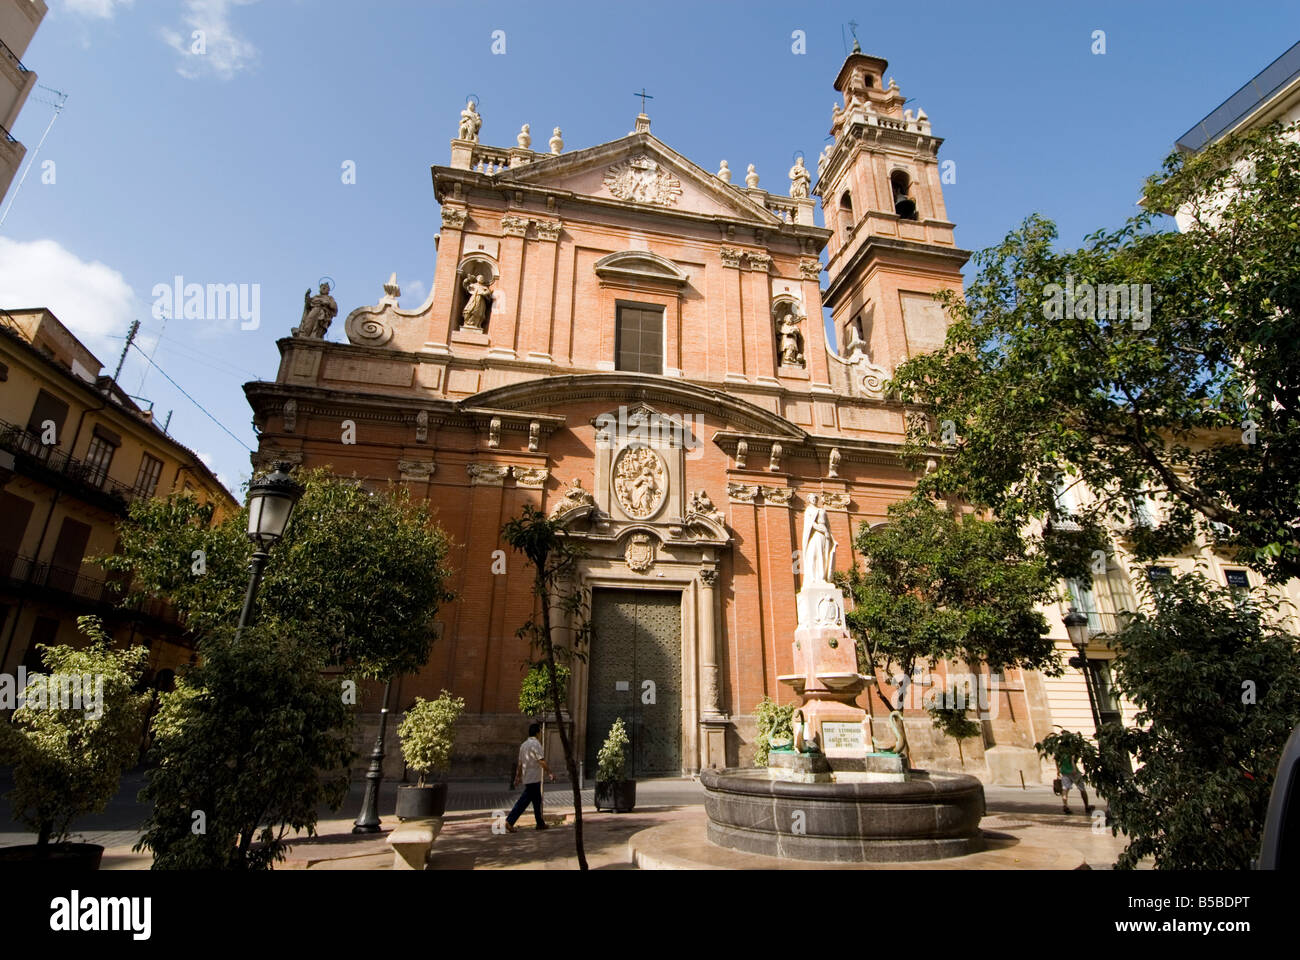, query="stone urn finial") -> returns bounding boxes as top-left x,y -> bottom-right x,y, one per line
549,127 -> 563,154
717,159 -> 731,183
517,123 -> 531,149
745,164 -> 759,189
